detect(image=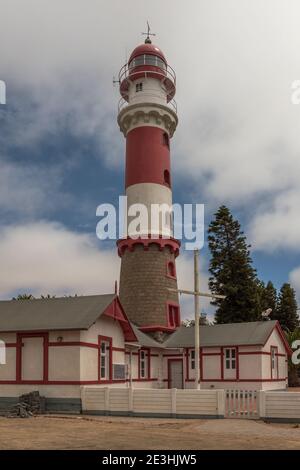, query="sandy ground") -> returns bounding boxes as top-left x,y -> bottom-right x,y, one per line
0,415 -> 299,450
